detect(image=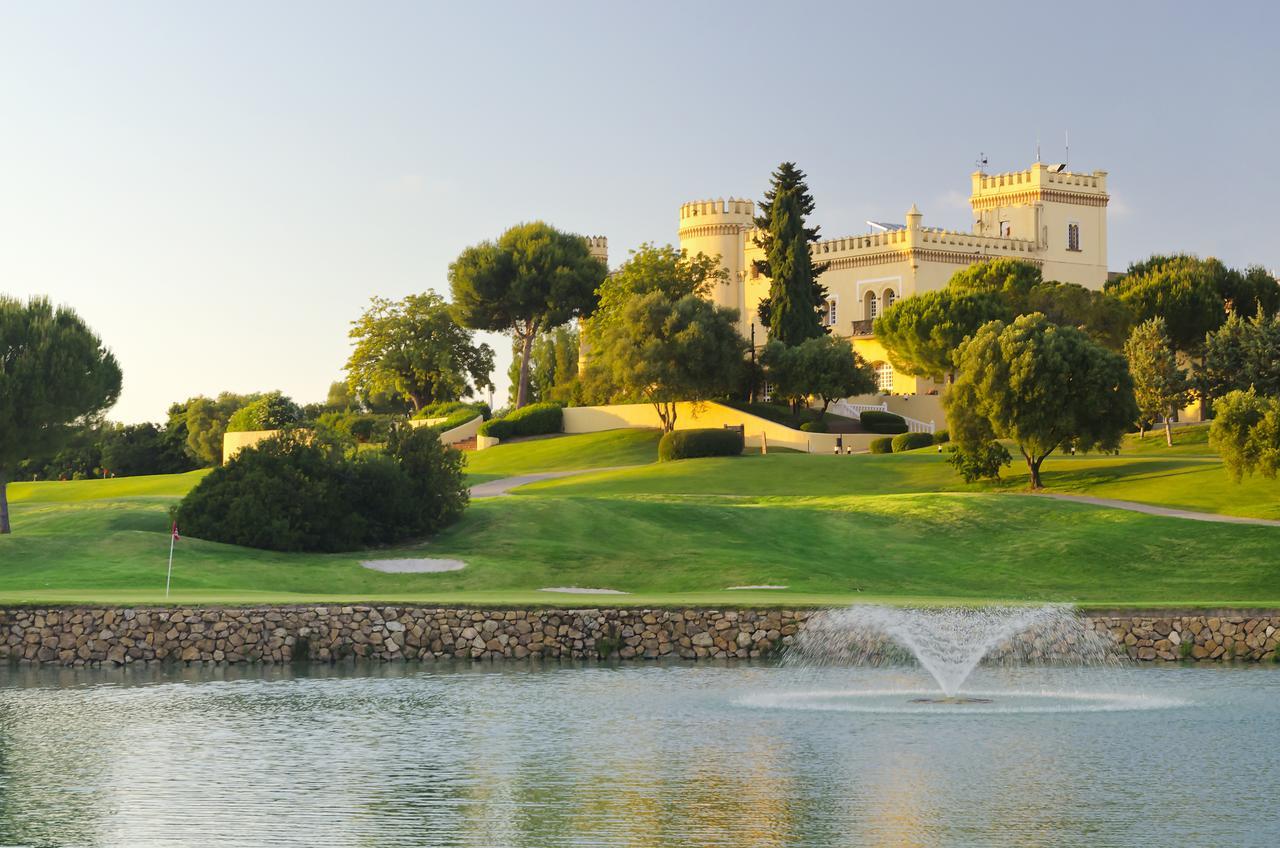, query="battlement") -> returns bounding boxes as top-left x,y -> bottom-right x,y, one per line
679,197 -> 755,224
584,235 -> 608,249
971,163 -> 1108,209
802,225 -> 1039,261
